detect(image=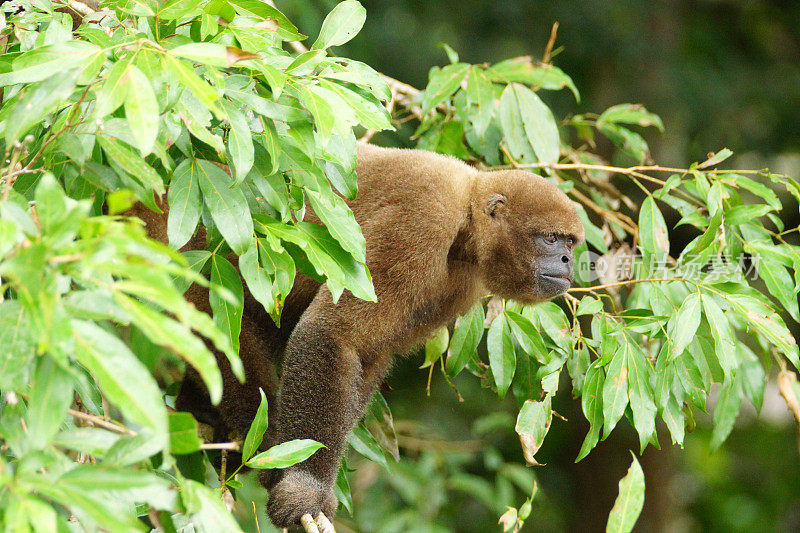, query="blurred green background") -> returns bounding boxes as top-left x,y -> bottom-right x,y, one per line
264,1 -> 800,531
